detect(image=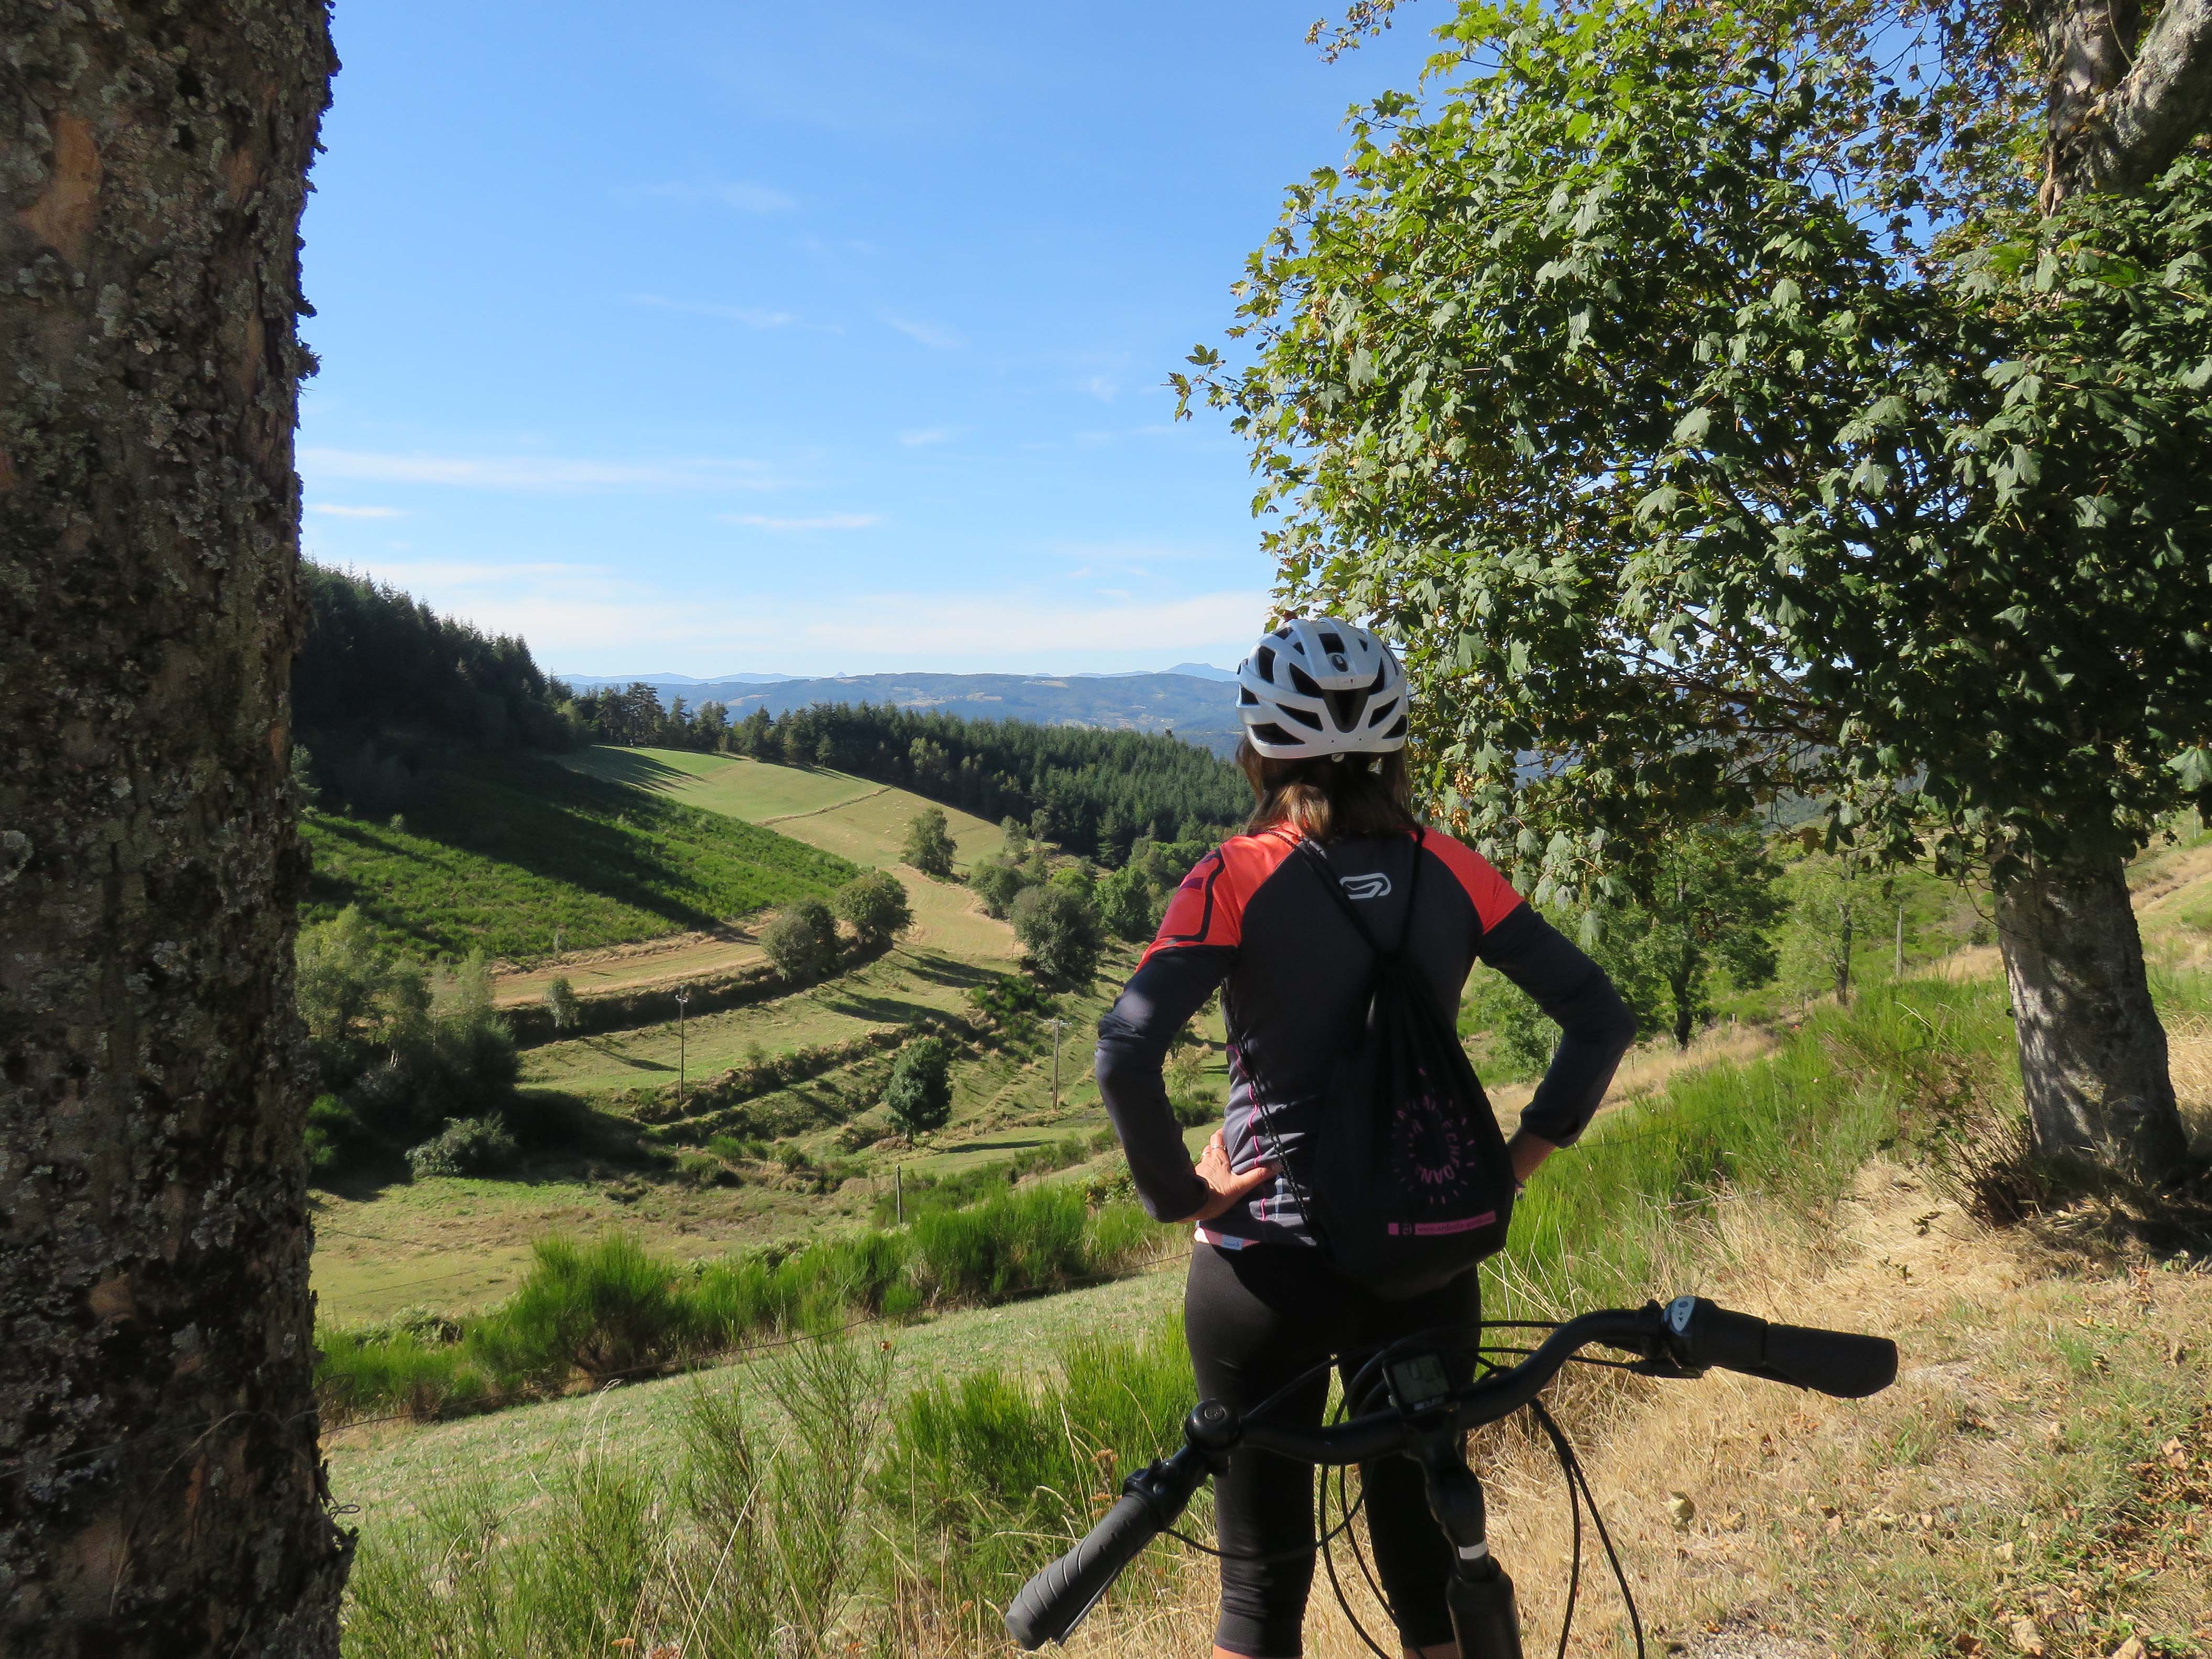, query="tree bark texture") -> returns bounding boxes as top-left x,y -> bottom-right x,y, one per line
0,5 -> 346,1655
1996,853 -> 2193,1189
2035,0 -> 2212,203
